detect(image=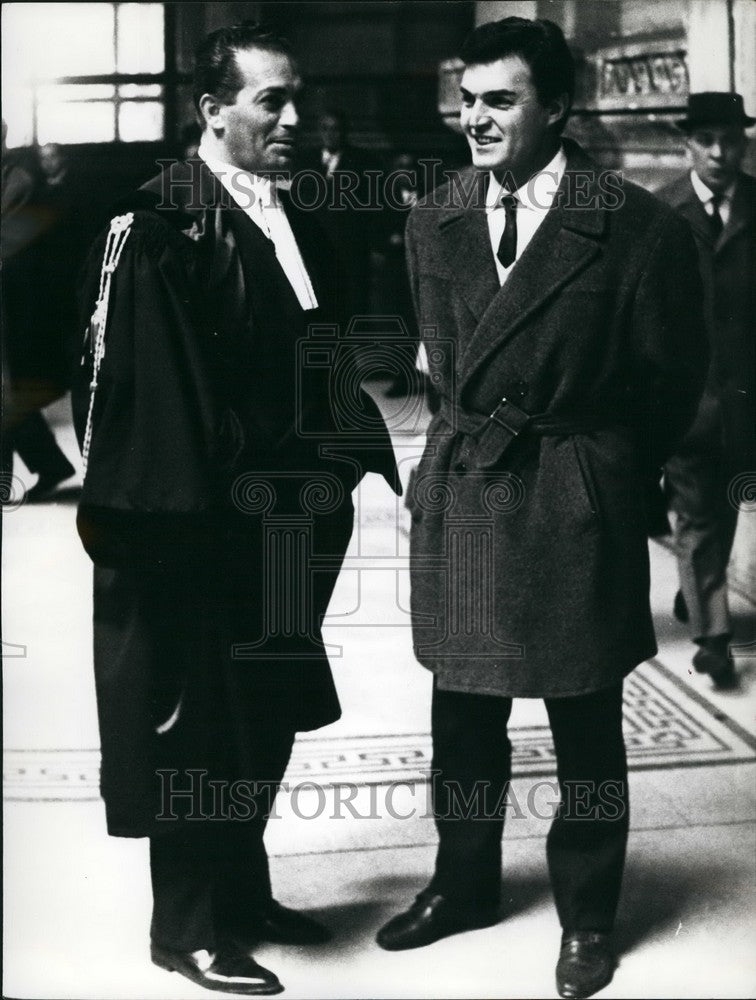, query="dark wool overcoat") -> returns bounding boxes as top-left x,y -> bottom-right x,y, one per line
73,160 -> 398,836
406,140 -> 708,699
658,170 -> 756,471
